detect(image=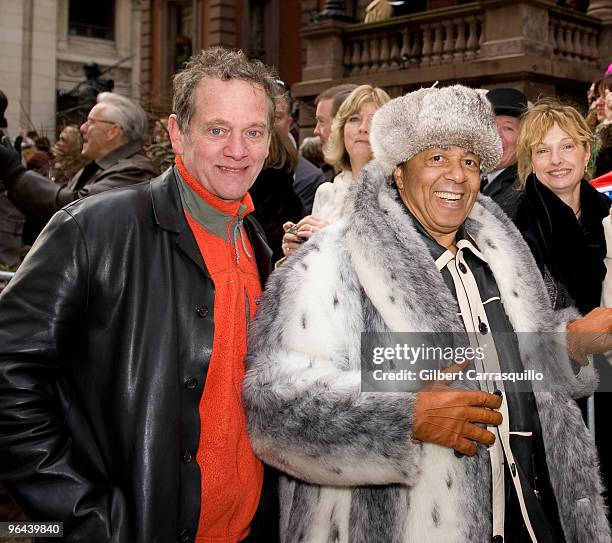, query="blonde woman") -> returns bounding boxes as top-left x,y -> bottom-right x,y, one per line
281,85 -> 390,258
500,99 -> 612,499
502,99 -> 610,314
